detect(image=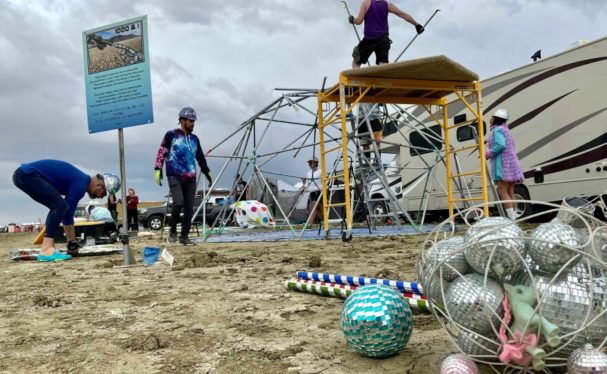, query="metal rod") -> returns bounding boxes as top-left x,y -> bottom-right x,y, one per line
118,128 -> 136,265
394,9 -> 440,62
341,1 -> 361,42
